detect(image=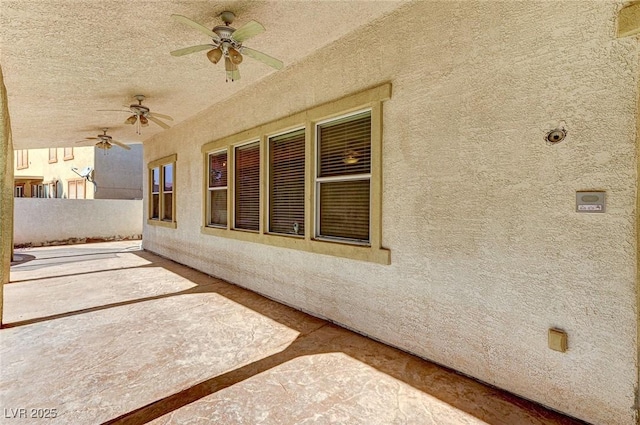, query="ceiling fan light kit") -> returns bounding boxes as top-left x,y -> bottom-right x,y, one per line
171,11 -> 284,82
97,94 -> 173,136
75,128 -> 132,153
